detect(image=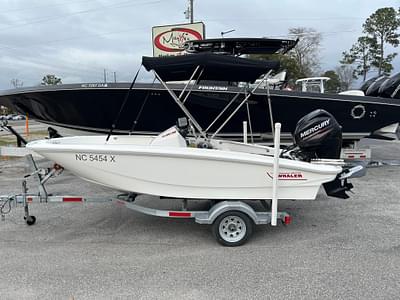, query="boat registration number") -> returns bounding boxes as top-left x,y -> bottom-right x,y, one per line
75,153 -> 116,163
